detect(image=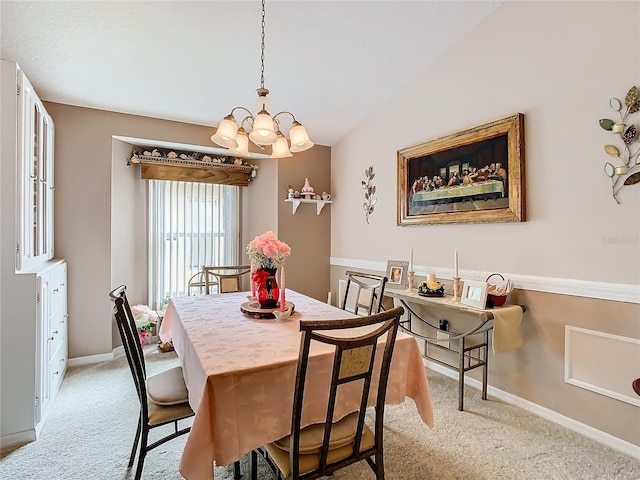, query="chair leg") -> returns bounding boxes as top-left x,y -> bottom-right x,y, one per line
128,416 -> 142,467
134,425 -> 149,480
250,450 -> 258,480
234,460 -> 241,480
376,451 -> 385,480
